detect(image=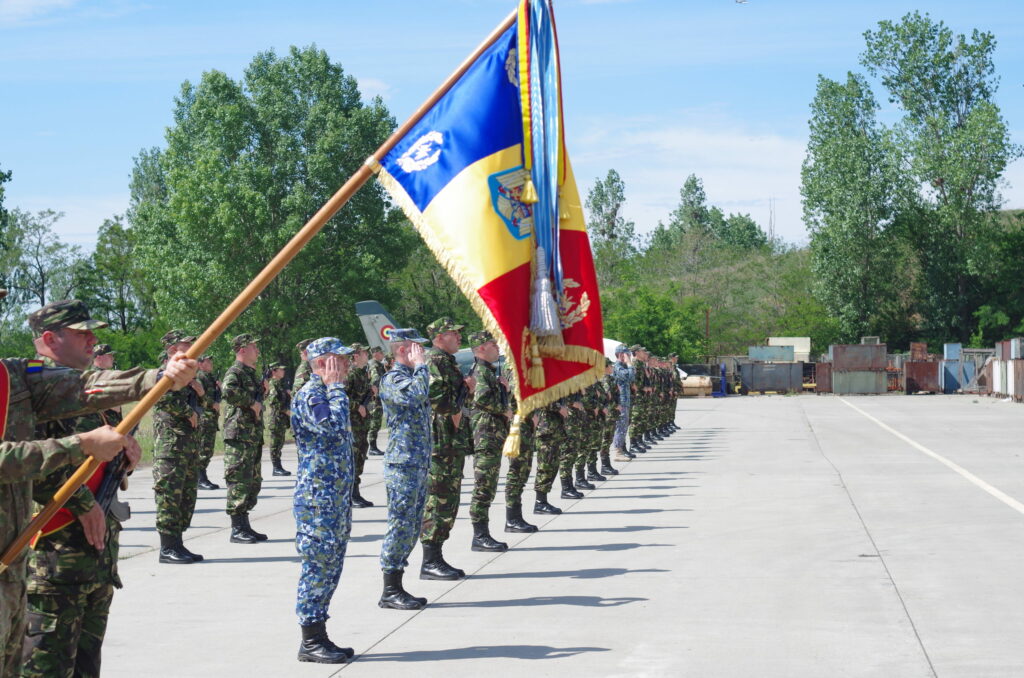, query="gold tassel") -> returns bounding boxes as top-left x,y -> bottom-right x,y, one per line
521,177 -> 539,204
502,413 -> 522,459
538,332 -> 565,357
528,341 -> 545,388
